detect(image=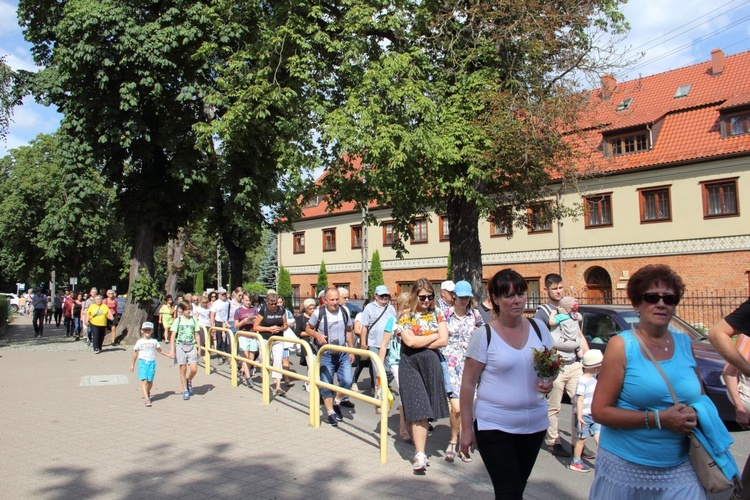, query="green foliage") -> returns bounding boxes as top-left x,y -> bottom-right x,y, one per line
129,268 -> 159,303
277,266 -> 292,309
0,295 -> 9,330
317,261 -> 328,294
258,229 -> 277,290
0,57 -> 20,139
243,282 -> 268,296
195,271 -> 204,295
368,251 -> 384,298
447,254 -> 452,281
